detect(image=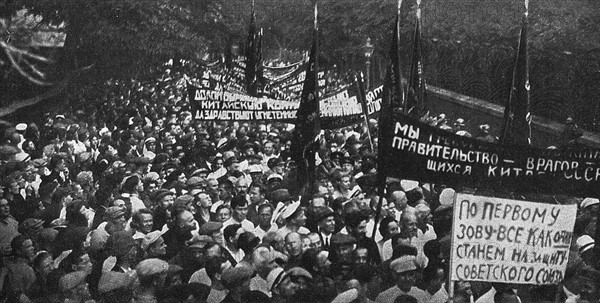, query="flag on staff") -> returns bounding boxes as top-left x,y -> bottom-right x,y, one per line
245,1 -> 259,97
255,28 -> 264,94
291,1 -> 320,194
406,0 -> 426,118
372,6 -> 405,239
500,2 -> 531,146
377,13 -> 405,191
